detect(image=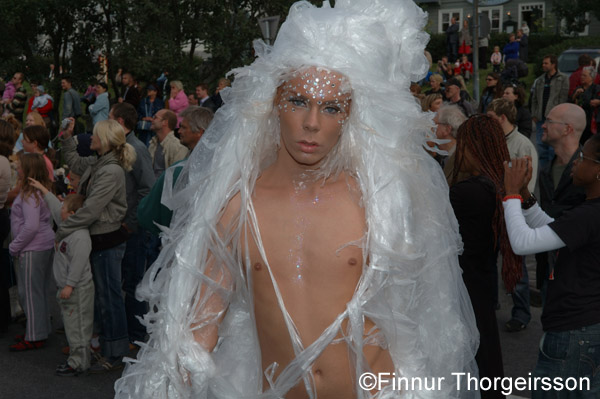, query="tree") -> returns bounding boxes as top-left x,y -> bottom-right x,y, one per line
552,0 -> 600,35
